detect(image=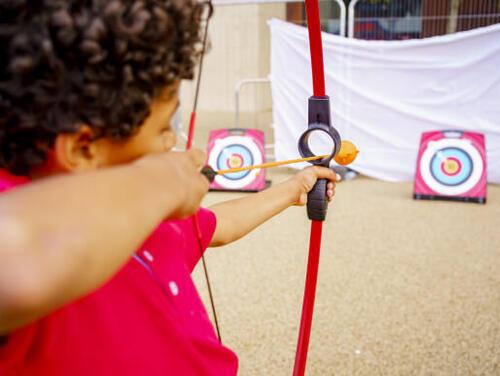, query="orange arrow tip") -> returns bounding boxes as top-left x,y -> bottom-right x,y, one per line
334,140 -> 359,166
